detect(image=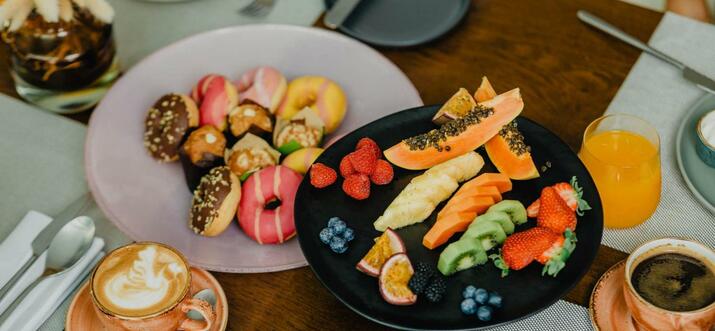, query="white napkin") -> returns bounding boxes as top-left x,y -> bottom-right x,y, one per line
0,211 -> 105,331
603,12 -> 715,253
